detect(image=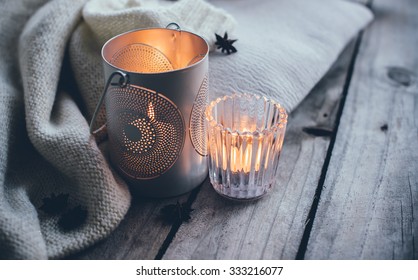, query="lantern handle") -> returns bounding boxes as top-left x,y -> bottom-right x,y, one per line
89,71 -> 129,134
166,22 -> 181,31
